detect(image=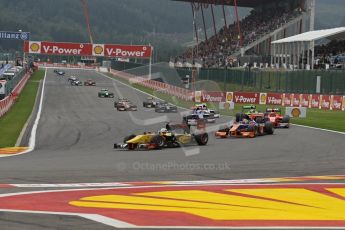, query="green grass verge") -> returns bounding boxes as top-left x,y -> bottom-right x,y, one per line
107,73 -> 345,133
0,70 -> 45,147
